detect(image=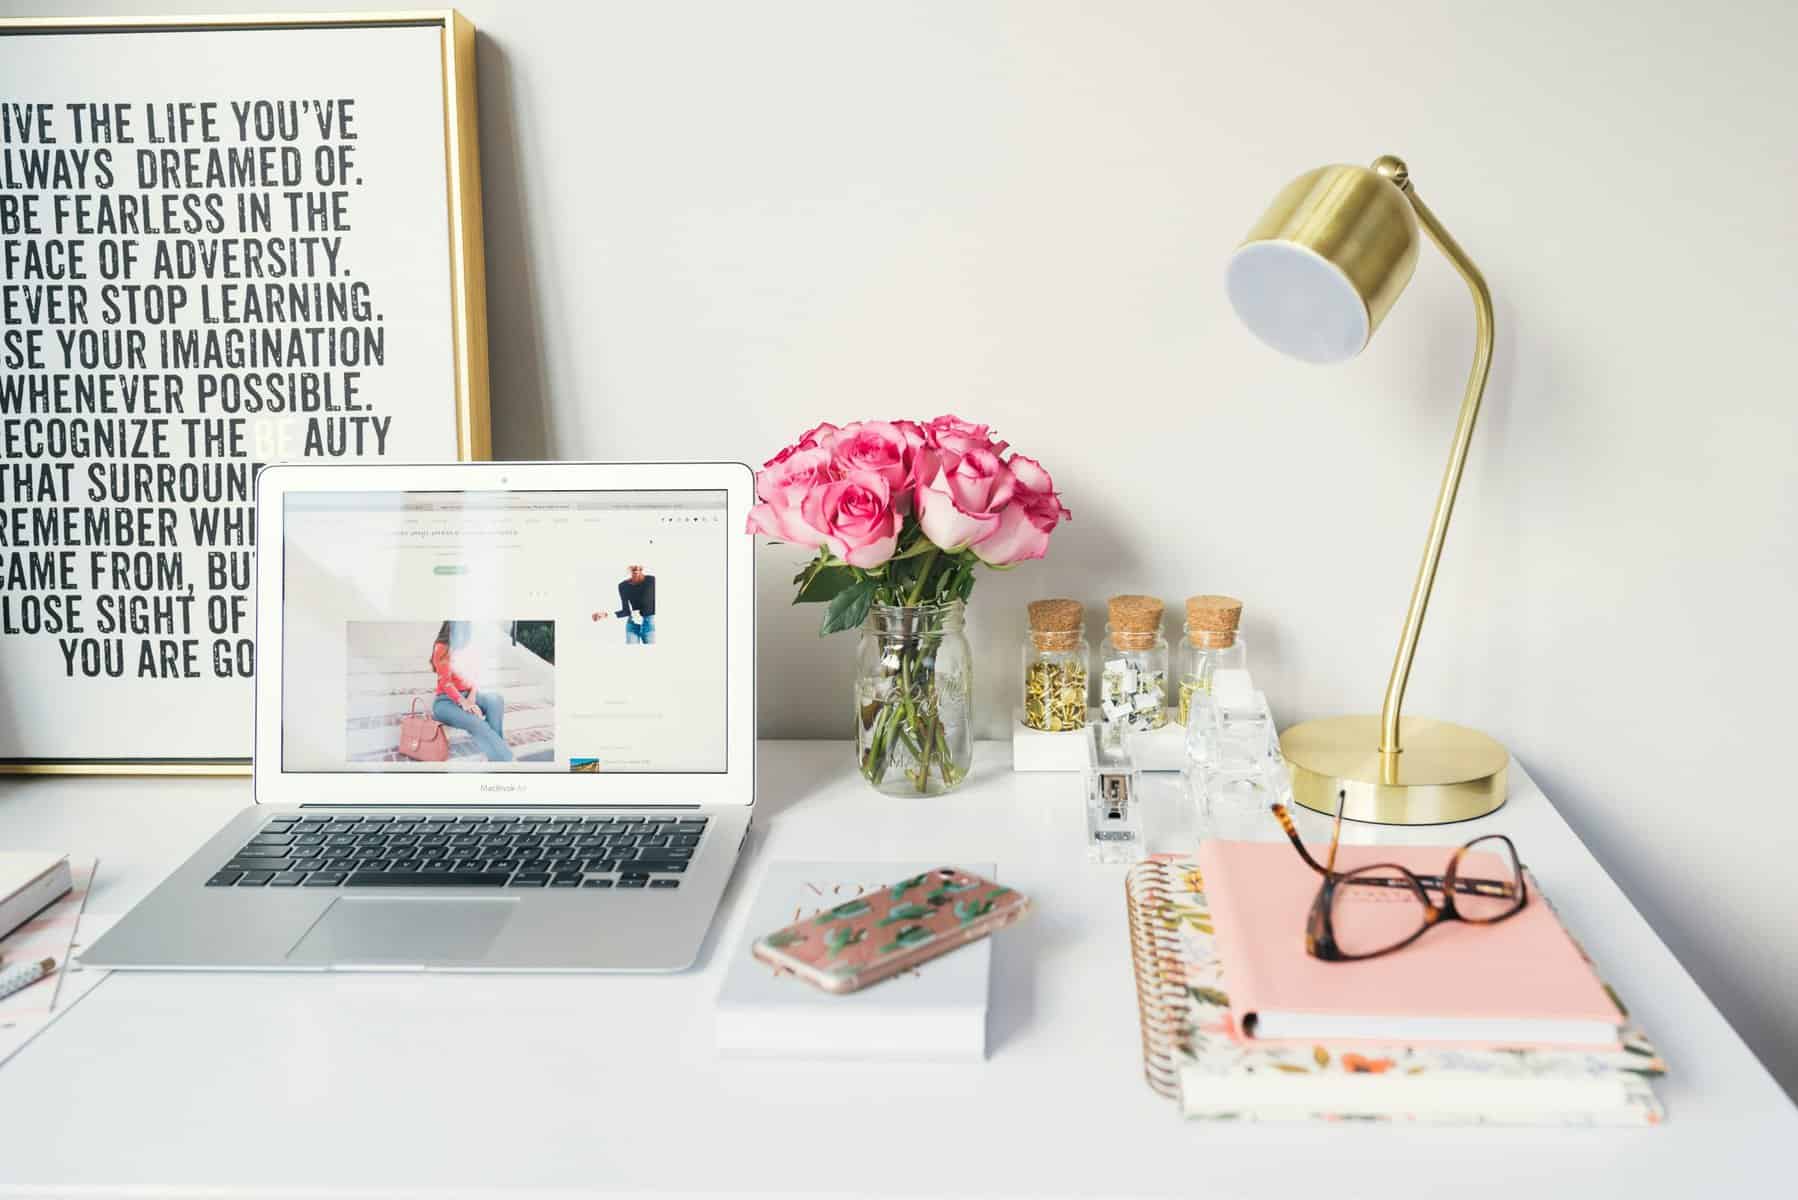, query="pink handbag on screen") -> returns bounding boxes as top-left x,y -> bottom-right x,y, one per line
398,696 -> 450,762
